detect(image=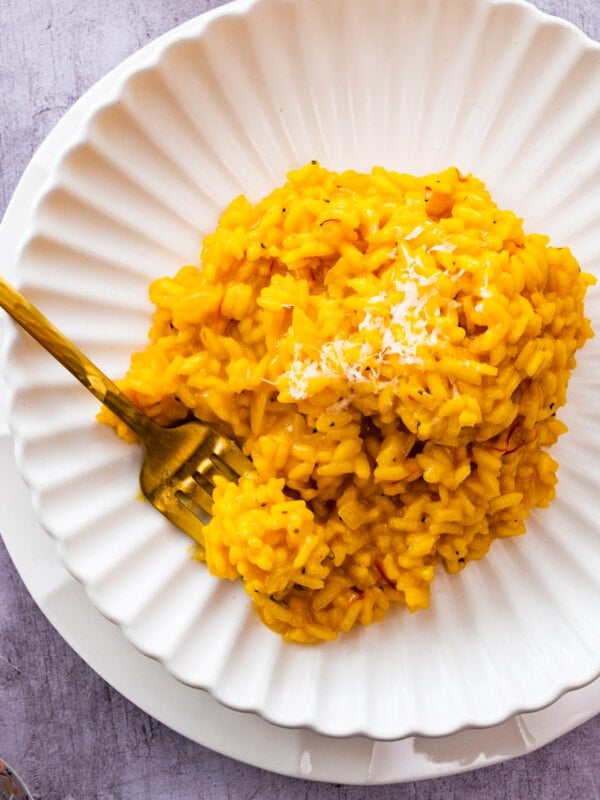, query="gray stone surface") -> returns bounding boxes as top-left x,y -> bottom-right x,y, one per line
1,0 -> 599,797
